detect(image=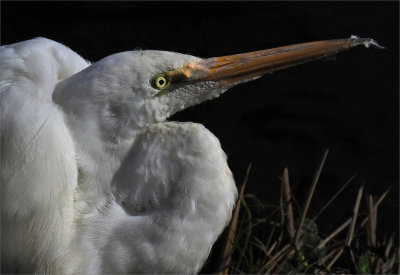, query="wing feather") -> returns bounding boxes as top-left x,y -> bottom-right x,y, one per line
0,38 -> 89,273
100,122 -> 237,273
